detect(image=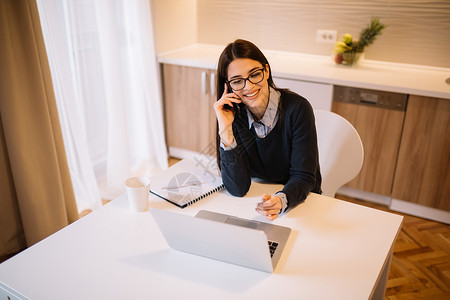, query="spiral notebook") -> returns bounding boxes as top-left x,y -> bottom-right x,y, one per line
150,158 -> 224,208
